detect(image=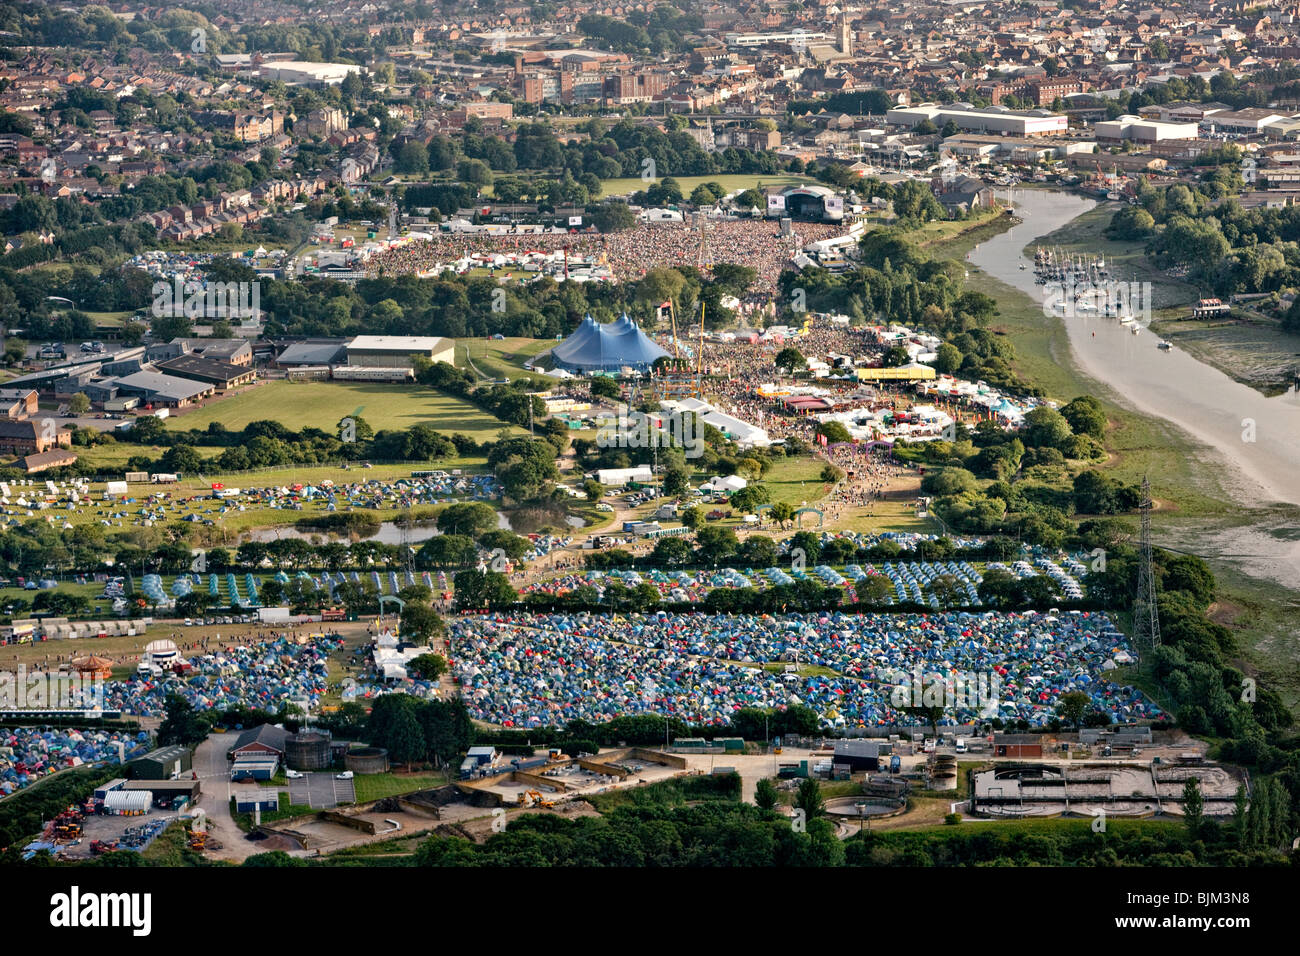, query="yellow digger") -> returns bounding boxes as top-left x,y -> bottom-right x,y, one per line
518,789 -> 556,810
187,829 -> 222,852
